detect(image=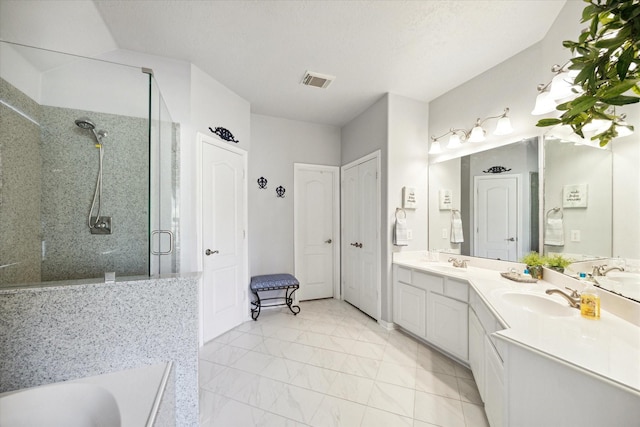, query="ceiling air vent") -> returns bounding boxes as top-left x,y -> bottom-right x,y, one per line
301,71 -> 335,89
